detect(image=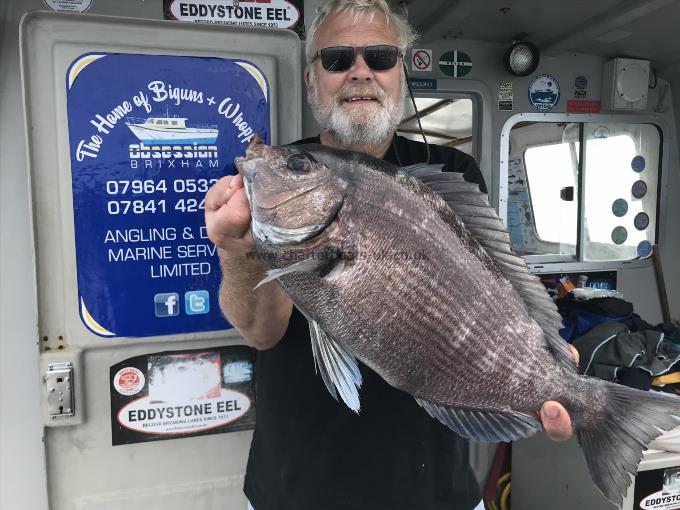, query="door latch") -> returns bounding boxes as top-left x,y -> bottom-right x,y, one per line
44,362 -> 75,418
